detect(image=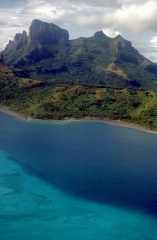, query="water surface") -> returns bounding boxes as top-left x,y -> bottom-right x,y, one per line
0,112 -> 157,239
